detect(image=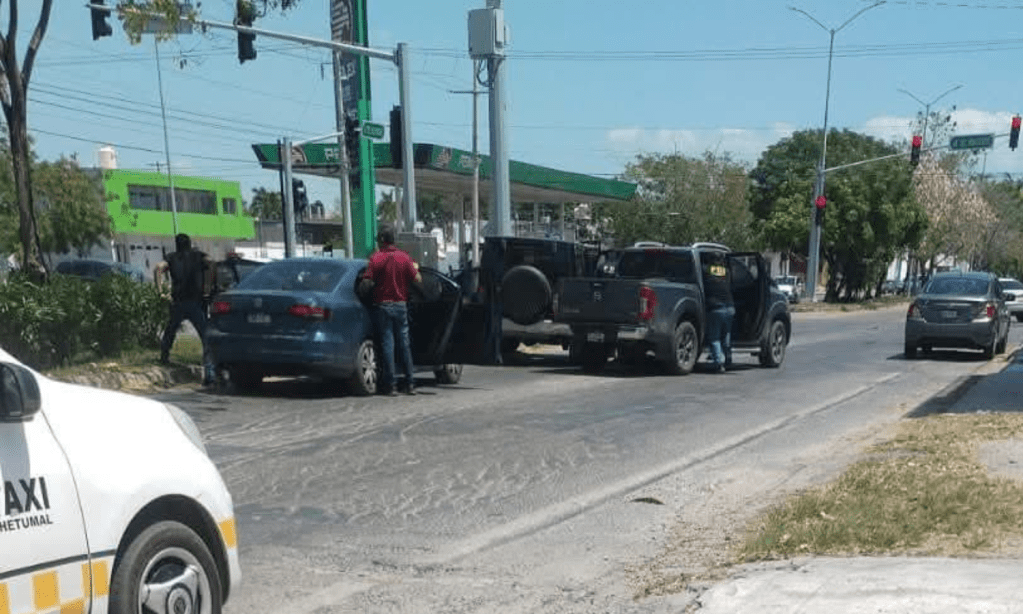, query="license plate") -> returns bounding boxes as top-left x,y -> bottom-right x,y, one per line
247,313 -> 271,324
941,310 -> 957,319
587,331 -> 604,343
